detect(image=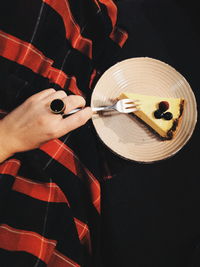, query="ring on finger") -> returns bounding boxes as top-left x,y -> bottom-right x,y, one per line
49,99 -> 66,114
